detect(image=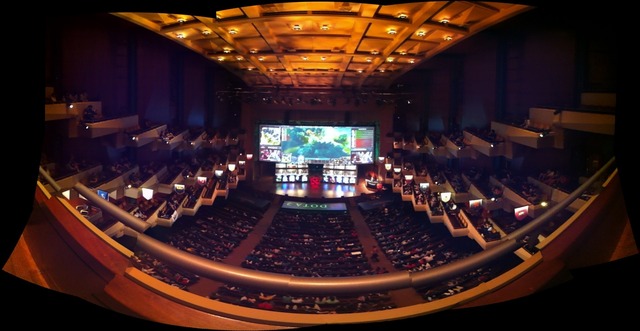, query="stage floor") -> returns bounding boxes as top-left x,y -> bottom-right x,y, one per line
249,176 -> 378,199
